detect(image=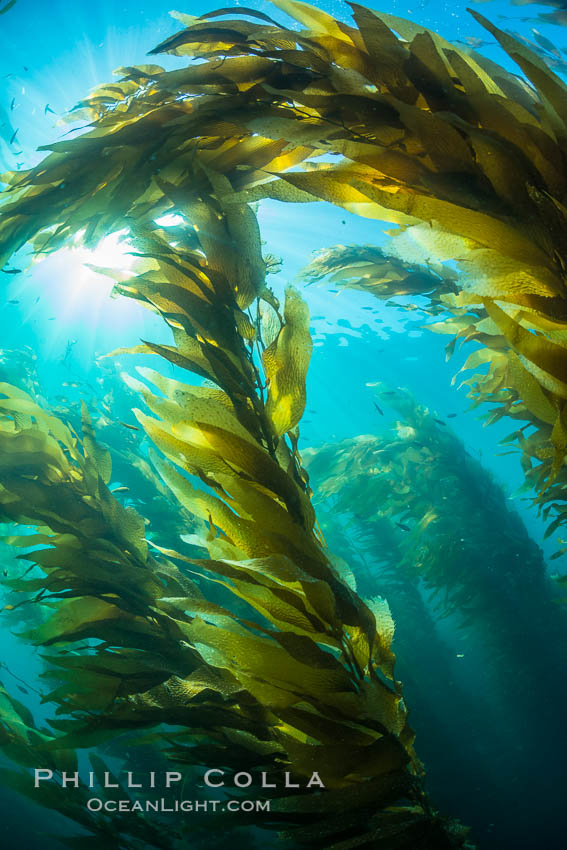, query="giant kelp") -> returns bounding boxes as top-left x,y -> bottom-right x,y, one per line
303,460 -> 524,850
304,385 -> 567,791
302,244 -> 458,317
305,383 -> 567,750
0,205 -> 469,847
0,688 -> 174,850
304,387 -> 559,623
304,392 -> 567,848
